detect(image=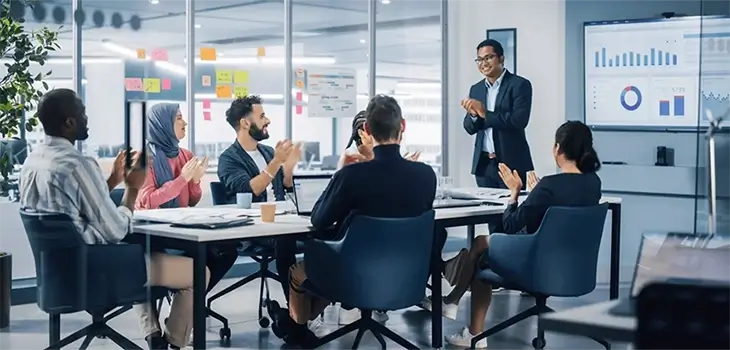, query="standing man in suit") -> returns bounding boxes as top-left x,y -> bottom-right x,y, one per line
462,39 -> 534,188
